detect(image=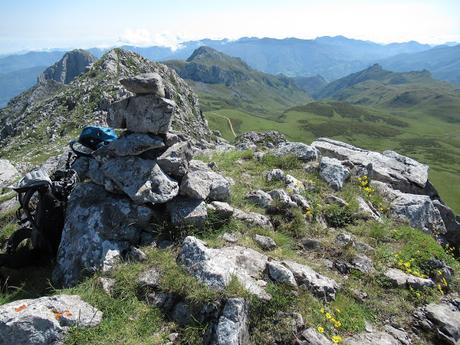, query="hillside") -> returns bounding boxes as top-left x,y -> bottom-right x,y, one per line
165,47 -> 310,119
